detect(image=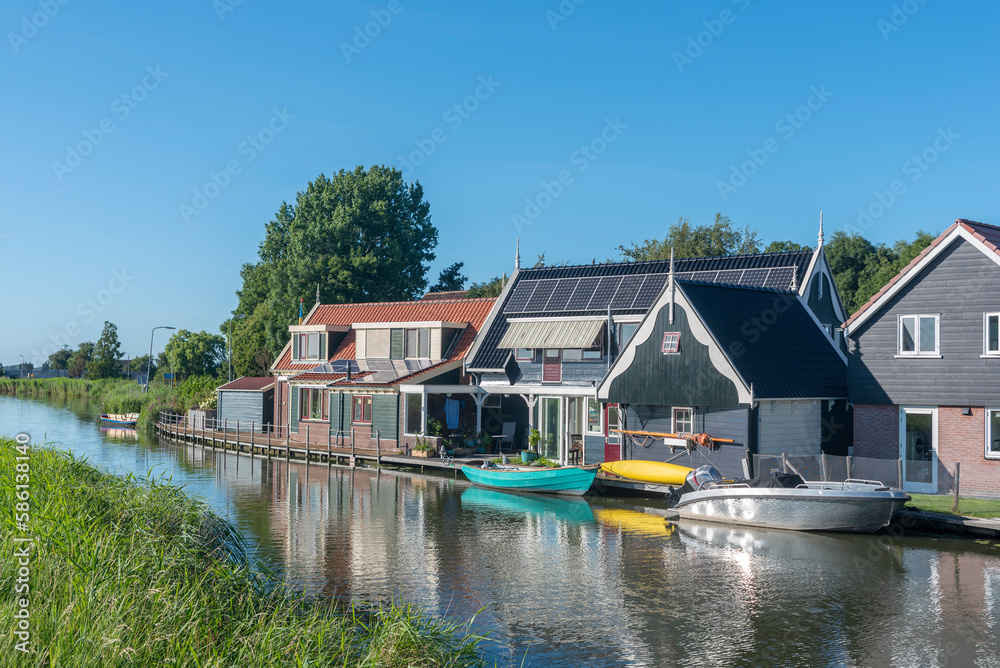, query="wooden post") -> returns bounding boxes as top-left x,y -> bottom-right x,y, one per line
376,431 -> 381,466
328,424 -> 332,452
952,462 -> 961,513
250,421 -> 255,455
846,455 -> 853,480
237,420 -> 240,451
821,453 -> 828,482
306,424 -> 311,463
285,425 -> 290,460
897,457 -> 903,489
